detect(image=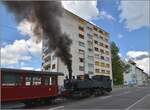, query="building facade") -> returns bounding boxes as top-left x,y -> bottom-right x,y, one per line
123,61 -> 137,86
42,10 -> 112,86
123,60 -> 148,86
